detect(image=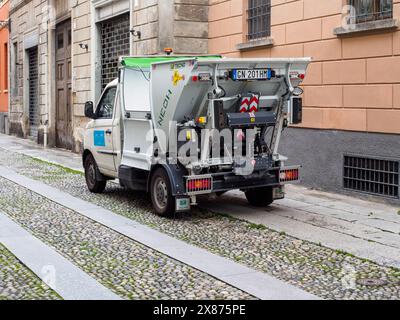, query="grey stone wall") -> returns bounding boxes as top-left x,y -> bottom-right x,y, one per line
280,127 -> 400,205
9,0 -> 210,149
132,0 -> 160,55
9,0 -> 49,141
132,0 -> 209,55
173,0 -> 209,54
